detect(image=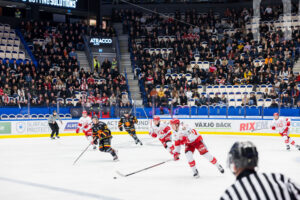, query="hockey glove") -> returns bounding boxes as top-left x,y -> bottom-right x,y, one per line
286,121 -> 291,127
174,152 -> 180,161
76,128 -> 80,134
150,132 -> 157,138
271,126 -> 276,130
119,127 -> 123,131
